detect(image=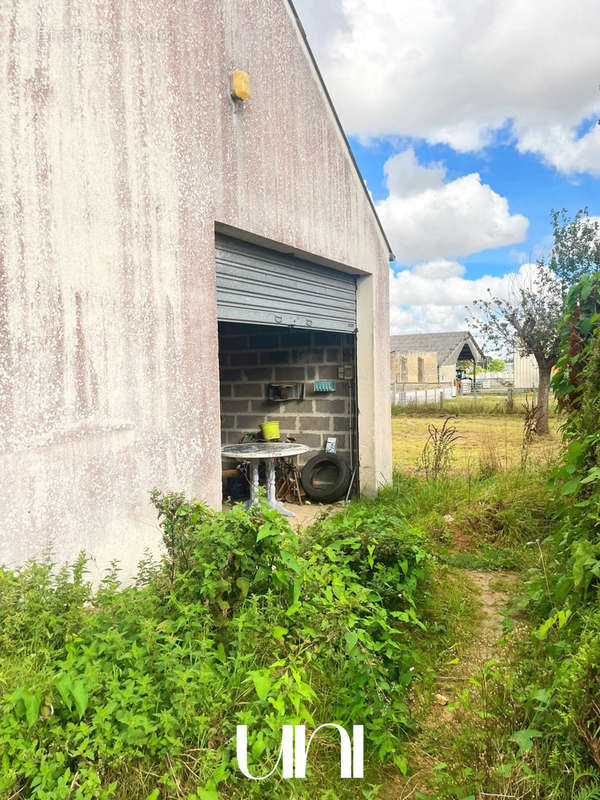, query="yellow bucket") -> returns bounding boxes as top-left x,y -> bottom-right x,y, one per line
261,421 -> 280,441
